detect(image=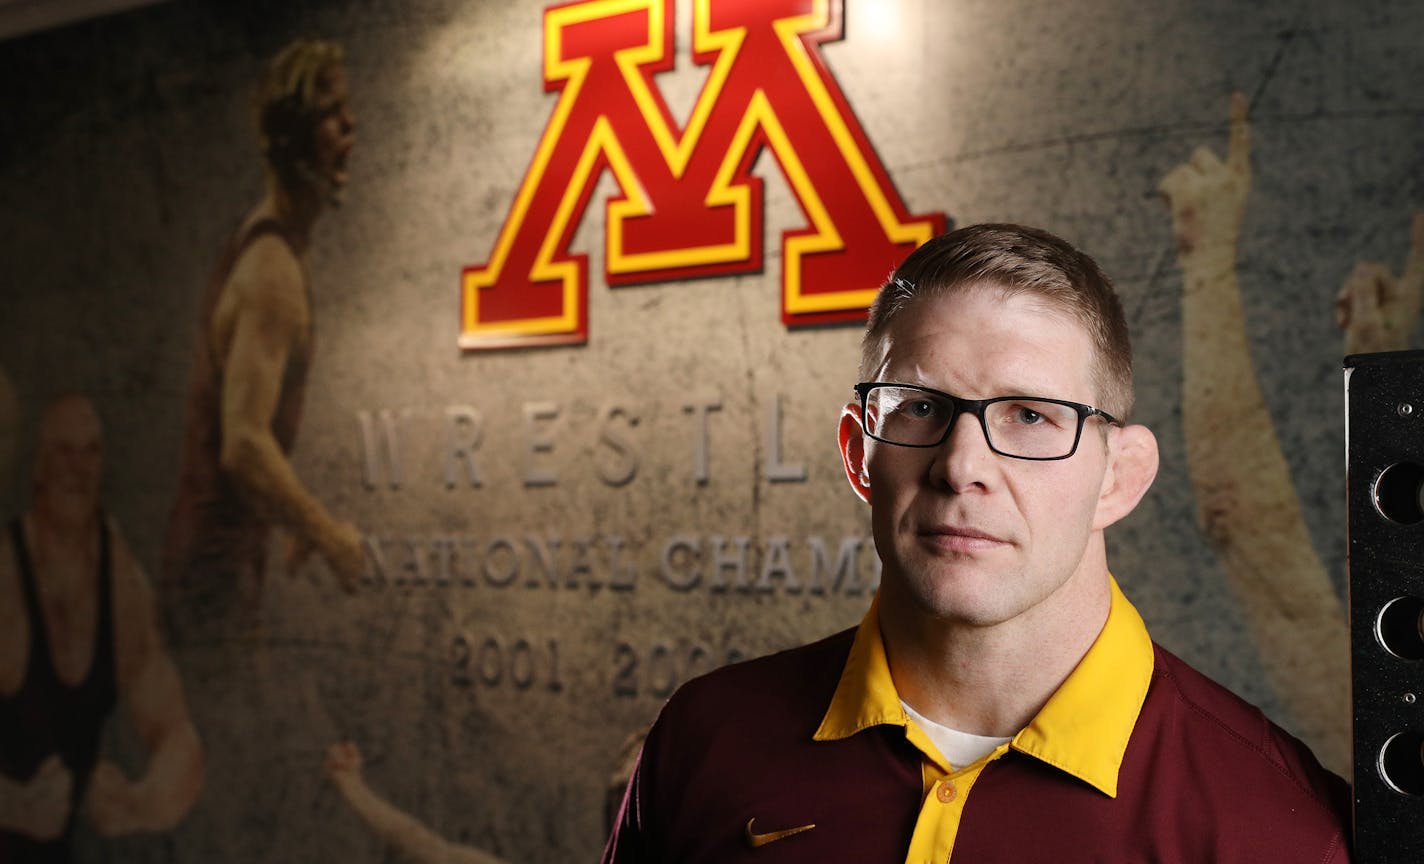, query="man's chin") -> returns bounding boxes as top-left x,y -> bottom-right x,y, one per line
293,162 -> 348,205
890,555 -> 989,594
904,589 -> 1004,629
